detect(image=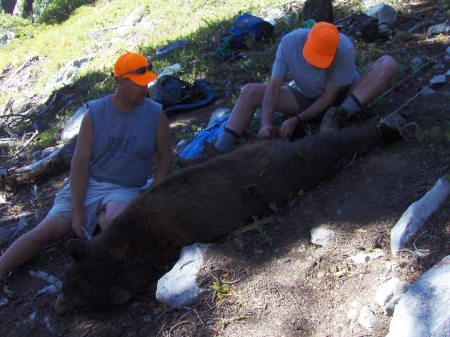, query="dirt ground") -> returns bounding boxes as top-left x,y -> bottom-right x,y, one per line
1,4 -> 449,337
